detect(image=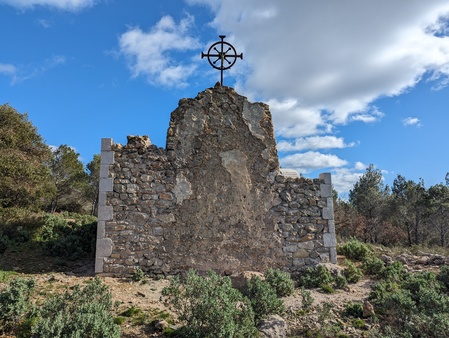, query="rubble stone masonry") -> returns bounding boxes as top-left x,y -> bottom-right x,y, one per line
96,84 -> 336,277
